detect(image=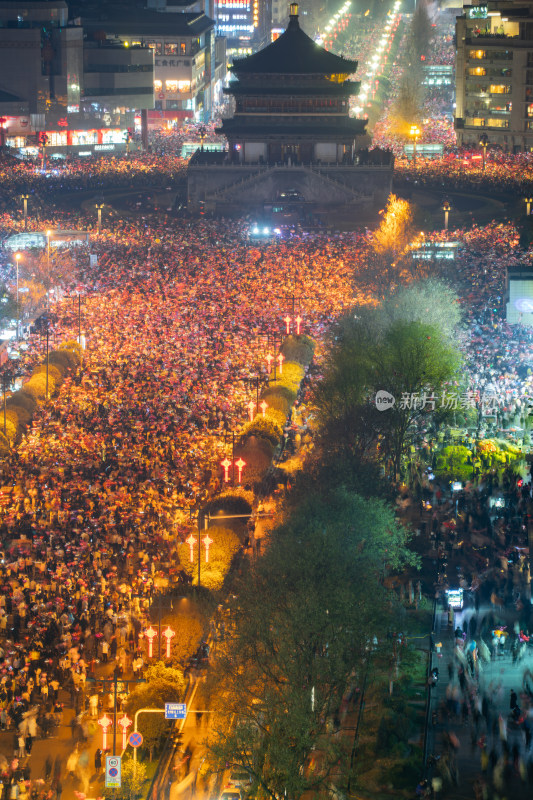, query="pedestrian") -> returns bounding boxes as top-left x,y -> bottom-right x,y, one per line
44,755 -> 53,782
94,748 -> 102,775
510,689 -> 518,710
54,782 -> 62,800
